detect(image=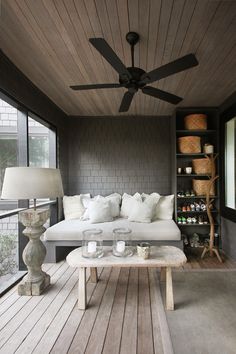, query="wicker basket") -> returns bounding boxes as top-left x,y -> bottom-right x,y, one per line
184,114 -> 207,130
192,158 -> 213,175
178,136 -> 201,154
192,179 -> 215,196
